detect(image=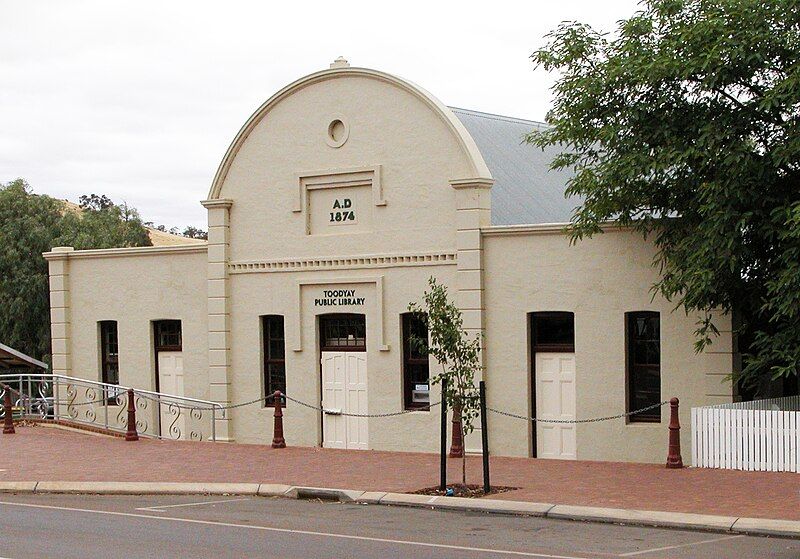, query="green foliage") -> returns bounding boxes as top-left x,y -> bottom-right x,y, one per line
62,200 -> 151,250
182,226 -> 208,240
0,179 -> 151,361
528,0 -> 800,390
409,277 -> 481,485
